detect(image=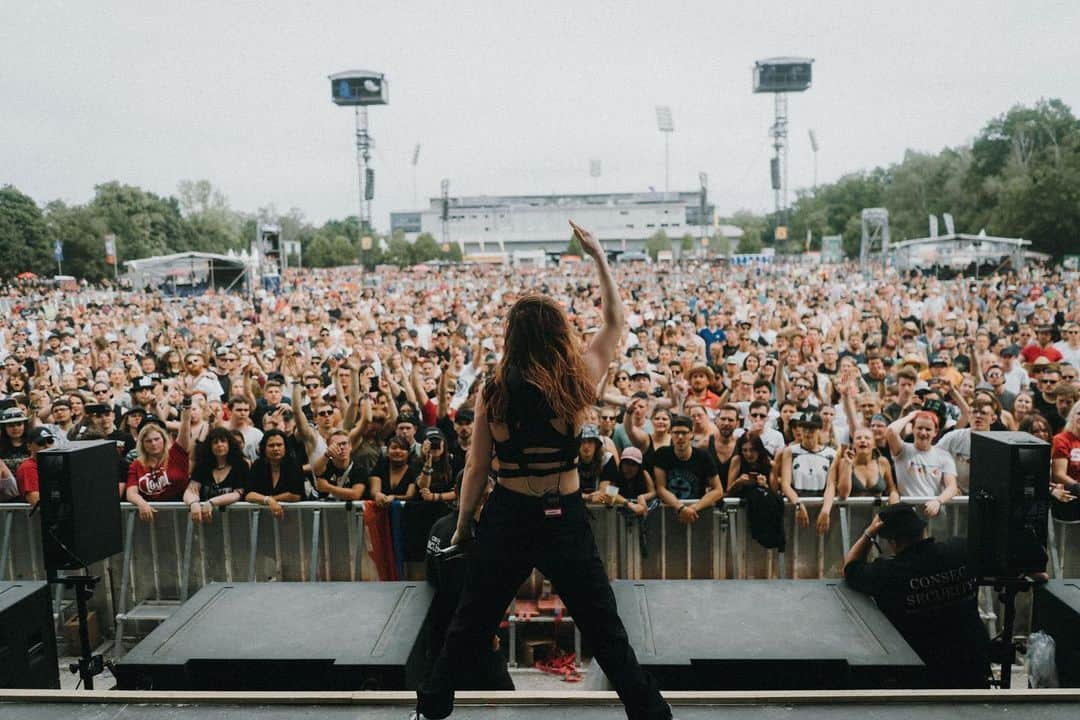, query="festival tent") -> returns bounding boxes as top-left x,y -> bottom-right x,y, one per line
123,252 -> 253,295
